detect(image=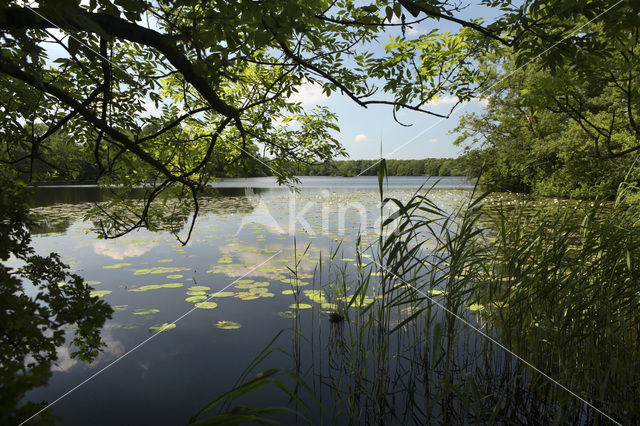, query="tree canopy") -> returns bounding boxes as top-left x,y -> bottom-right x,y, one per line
2,0 -> 637,224
2,0 -> 640,421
